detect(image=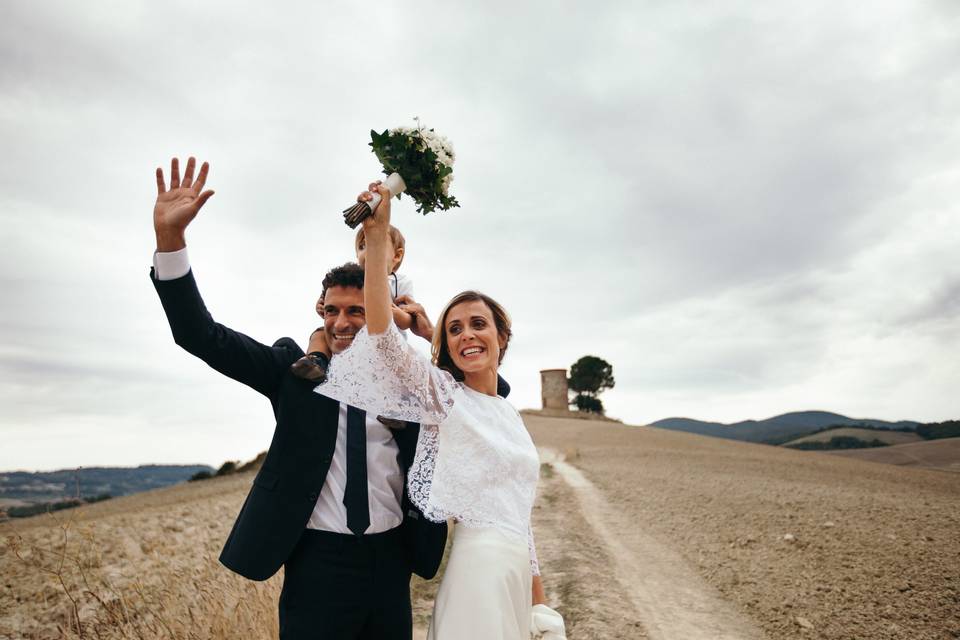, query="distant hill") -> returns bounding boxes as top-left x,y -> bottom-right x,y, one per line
0,464 -> 214,504
648,411 -> 921,444
828,437 -> 960,473
784,427 -> 922,447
